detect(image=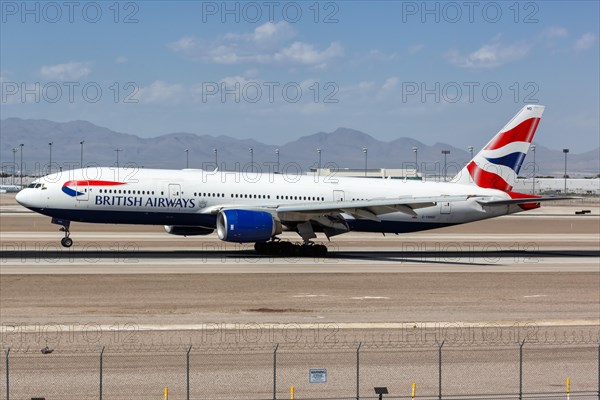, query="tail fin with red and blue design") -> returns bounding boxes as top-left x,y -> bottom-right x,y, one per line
452,105 -> 544,191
